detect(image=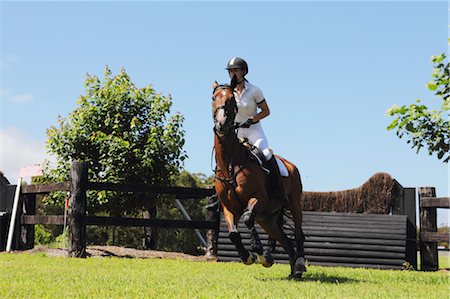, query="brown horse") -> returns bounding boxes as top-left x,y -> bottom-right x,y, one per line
211,79 -> 306,280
